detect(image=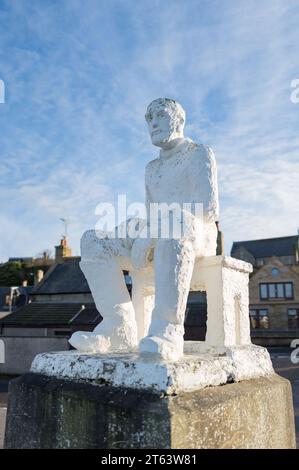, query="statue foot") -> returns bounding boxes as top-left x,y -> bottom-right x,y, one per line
139,335 -> 184,361
68,331 -> 111,353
